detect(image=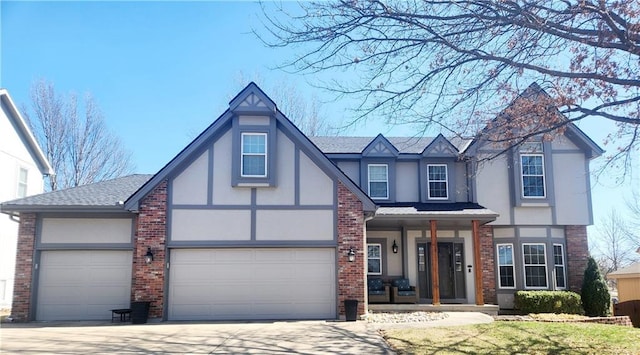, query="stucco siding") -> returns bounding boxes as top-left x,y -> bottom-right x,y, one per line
256,131 -> 295,205
514,207 -> 553,225
172,150 -> 208,205
454,163 -> 468,202
336,161 -> 359,183
553,153 -> 591,225
212,131 -> 251,205
396,162 -> 419,202
551,135 -> 580,150
255,210 -> 334,241
41,218 -> 132,244
171,209 -> 251,241
299,152 -> 334,205
476,157 -> 512,224
238,115 -> 270,126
